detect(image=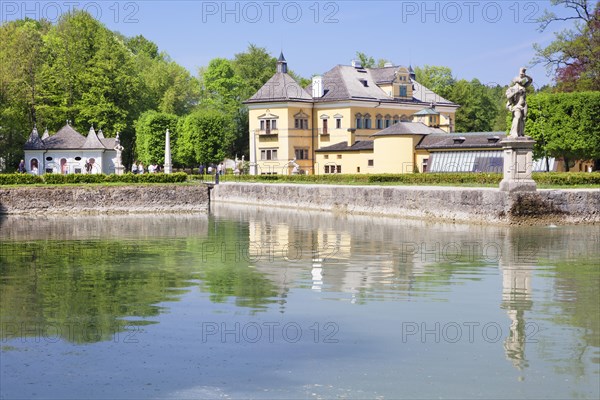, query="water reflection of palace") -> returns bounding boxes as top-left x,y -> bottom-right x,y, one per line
214,204 -> 599,375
